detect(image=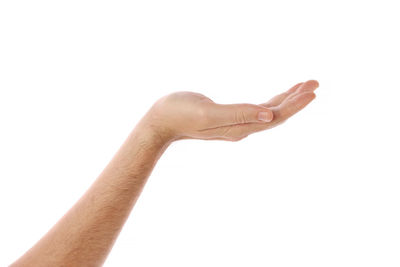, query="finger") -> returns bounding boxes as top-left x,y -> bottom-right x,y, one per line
283,80 -> 319,104
261,82 -> 303,108
261,80 -> 319,108
297,79 -> 319,93
200,82 -> 318,138
204,103 -> 274,129
209,91 -> 316,139
274,91 -> 316,121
